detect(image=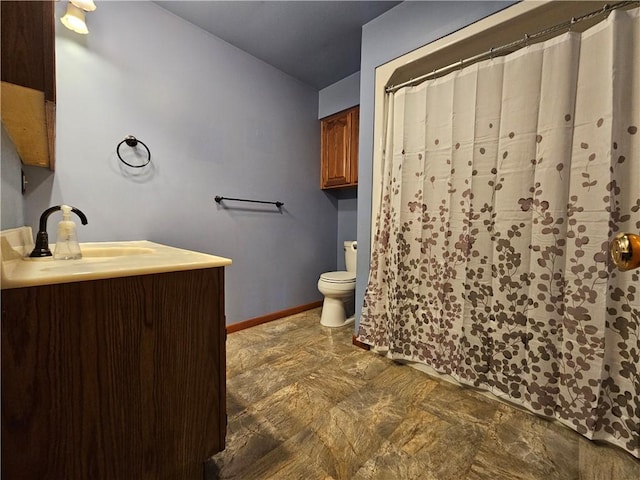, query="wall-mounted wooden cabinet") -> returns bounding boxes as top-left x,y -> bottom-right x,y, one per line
321,106 -> 359,189
1,0 -> 56,170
